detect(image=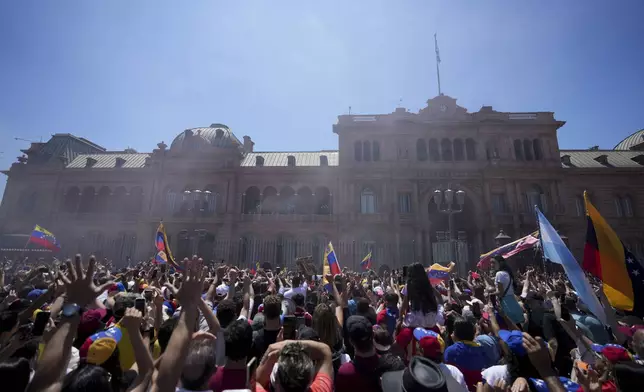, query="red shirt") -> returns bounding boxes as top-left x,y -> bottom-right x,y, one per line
257,373 -> 333,392
208,366 -> 246,391
335,354 -> 380,392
